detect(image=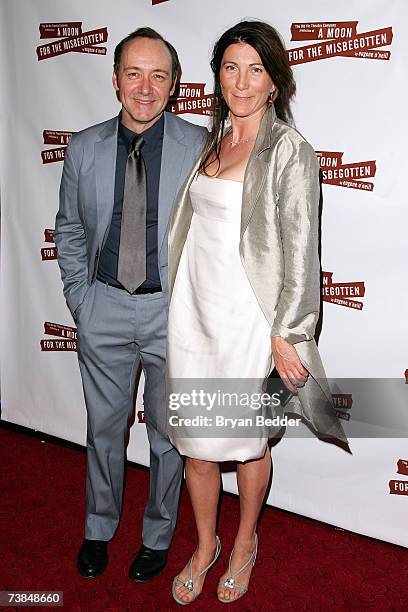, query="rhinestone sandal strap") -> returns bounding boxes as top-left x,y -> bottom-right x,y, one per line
174,536 -> 221,596
172,555 -> 197,596
218,578 -> 247,594
197,535 -> 221,578
226,534 -> 258,581
173,575 -> 197,599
